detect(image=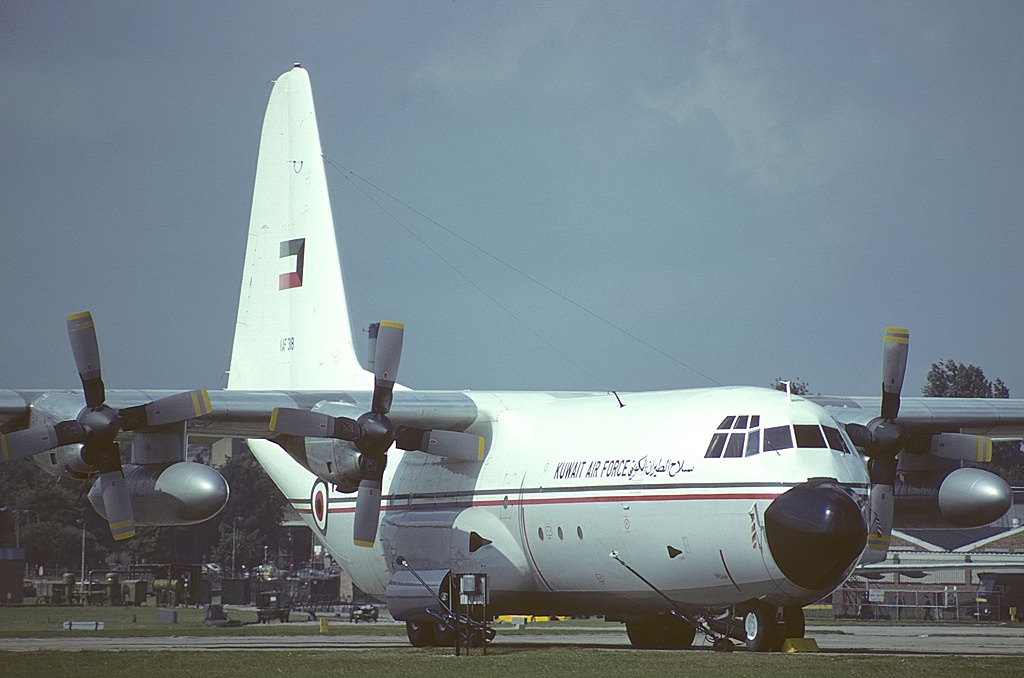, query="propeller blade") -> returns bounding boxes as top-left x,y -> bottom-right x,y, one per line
98,469 -> 136,541
367,322 -> 378,372
353,478 -> 383,547
67,311 -> 105,408
120,390 -> 213,430
396,428 -> 486,462
863,457 -> 896,564
2,421 -> 86,461
863,326 -> 908,566
371,321 -> 403,415
930,433 -> 993,462
86,440 -> 135,540
881,327 -> 909,420
269,408 -> 361,440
